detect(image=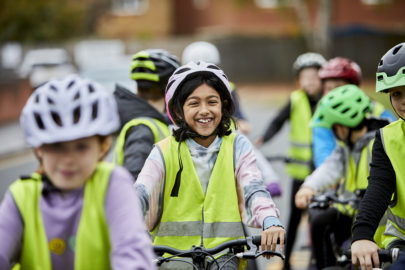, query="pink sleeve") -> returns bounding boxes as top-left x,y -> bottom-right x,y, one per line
134,146 -> 166,231
235,136 -> 281,228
